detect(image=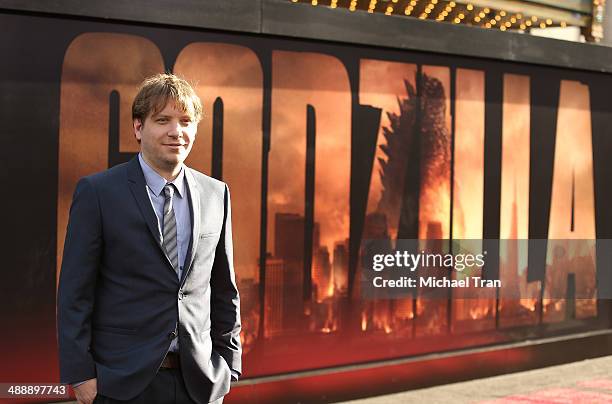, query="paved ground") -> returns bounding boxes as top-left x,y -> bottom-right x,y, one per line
58,356 -> 612,403
336,355 -> 612,404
